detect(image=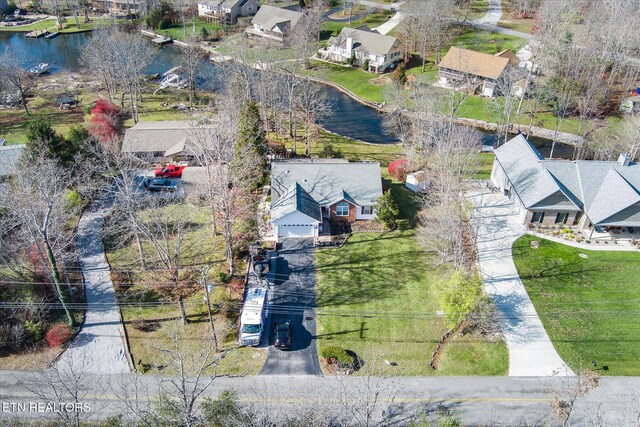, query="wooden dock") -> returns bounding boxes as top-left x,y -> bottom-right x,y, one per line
44,31 -> 60,39
26,29 -> 49,38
